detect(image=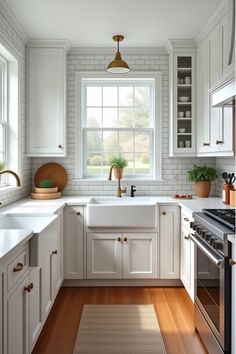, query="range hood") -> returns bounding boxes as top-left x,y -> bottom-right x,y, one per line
212,79 -> 235,107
